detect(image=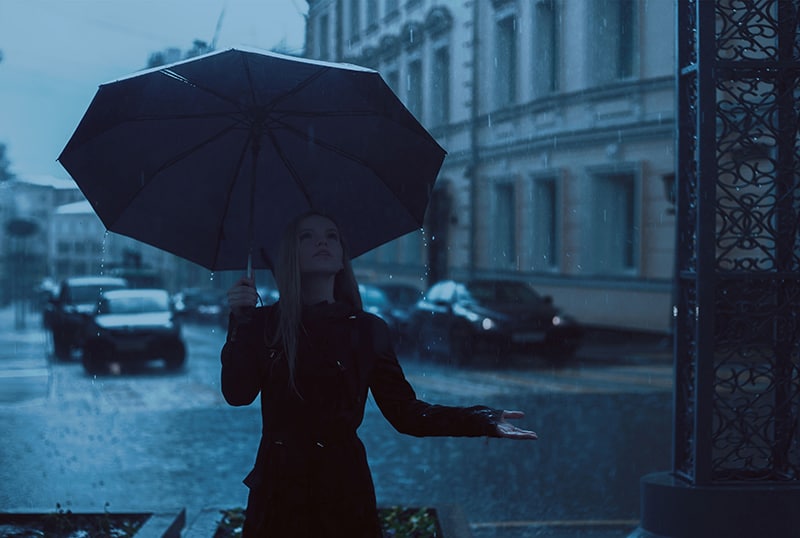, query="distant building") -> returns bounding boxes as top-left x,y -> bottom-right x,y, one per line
50,200 -> 187,292
304,0 -> 677,332
0,175 -> 85,303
